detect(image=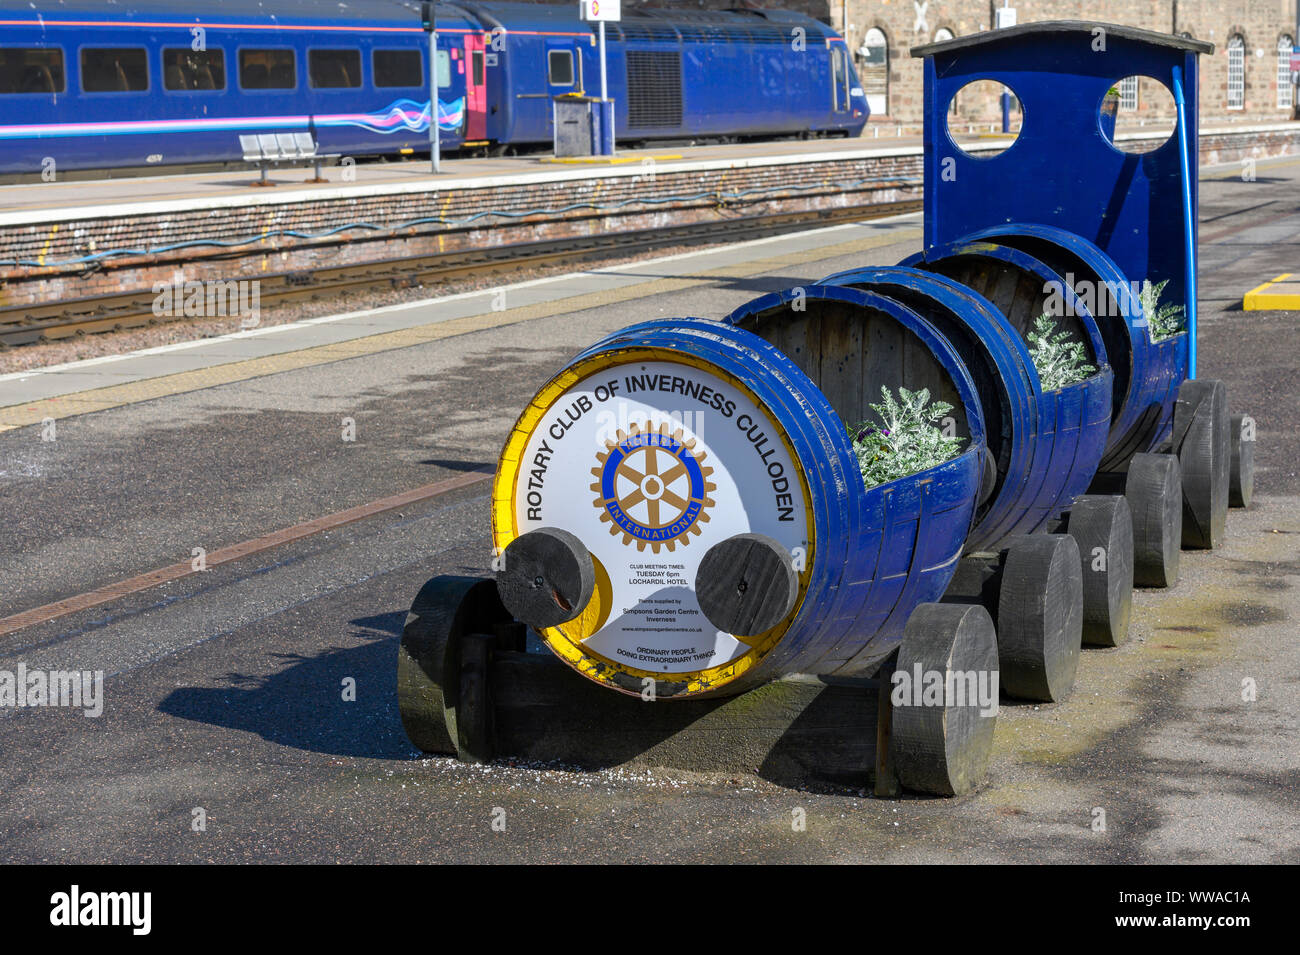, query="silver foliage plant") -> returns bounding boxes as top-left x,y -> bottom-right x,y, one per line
1138,278 -> 1186,341
847,386 -> 966,489
1027,314 -> 1096,391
